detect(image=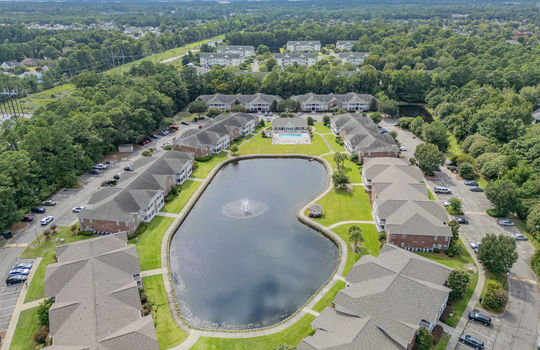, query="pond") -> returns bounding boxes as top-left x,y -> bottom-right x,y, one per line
169,158 -> 339,330
399,103 -> 433,122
